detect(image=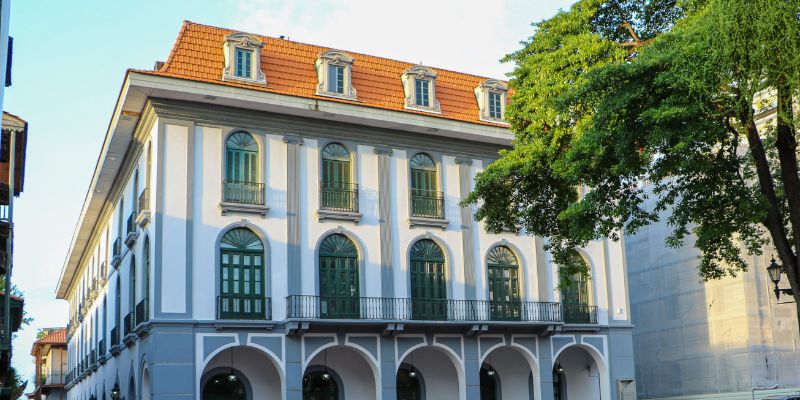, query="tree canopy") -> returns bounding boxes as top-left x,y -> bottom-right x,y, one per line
465,0 -> 800,306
